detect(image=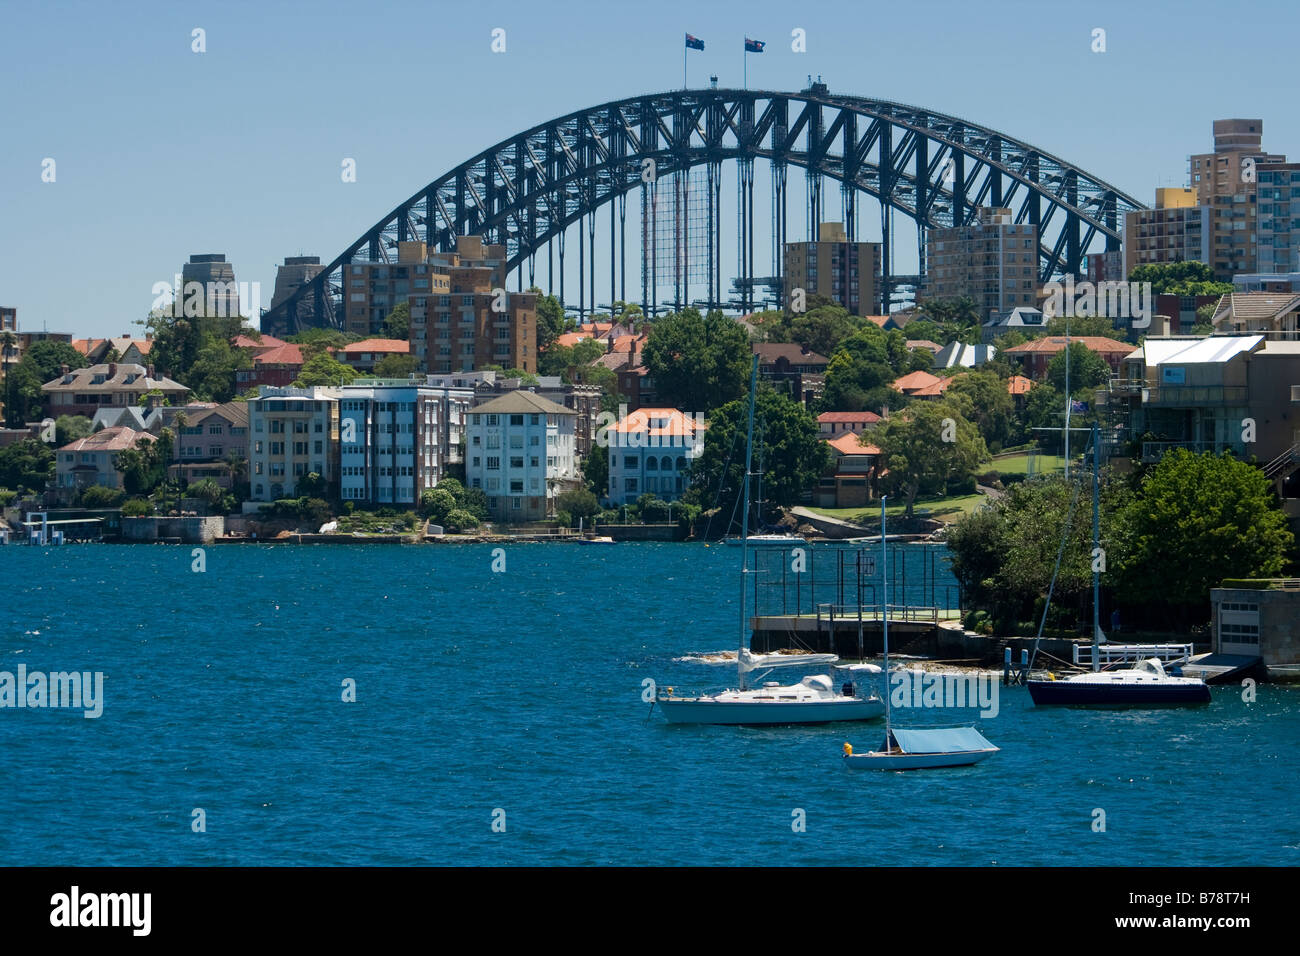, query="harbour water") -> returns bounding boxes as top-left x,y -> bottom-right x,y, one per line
1,542 -> 1295,866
